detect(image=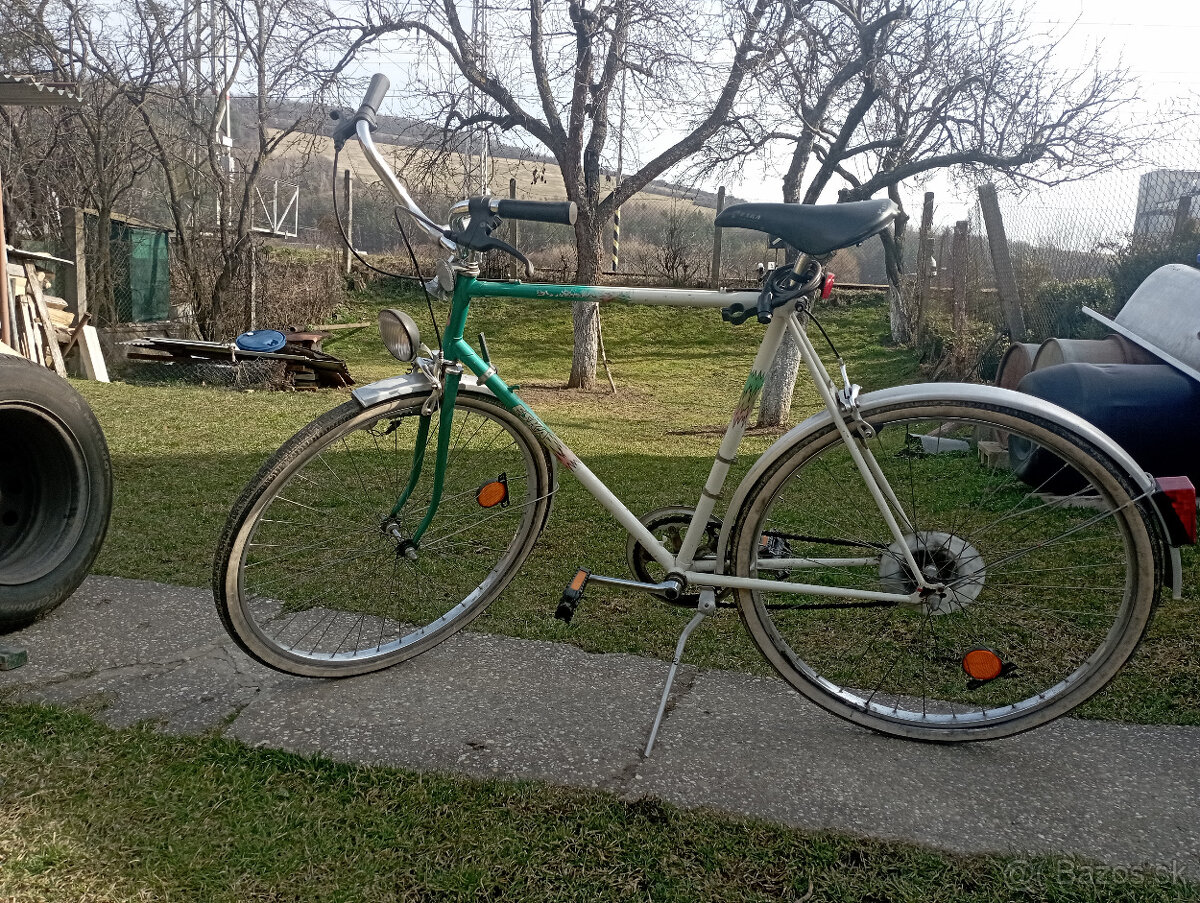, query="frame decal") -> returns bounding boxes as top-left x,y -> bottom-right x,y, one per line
732,370 -> 766,427
512,404 -> 580,471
